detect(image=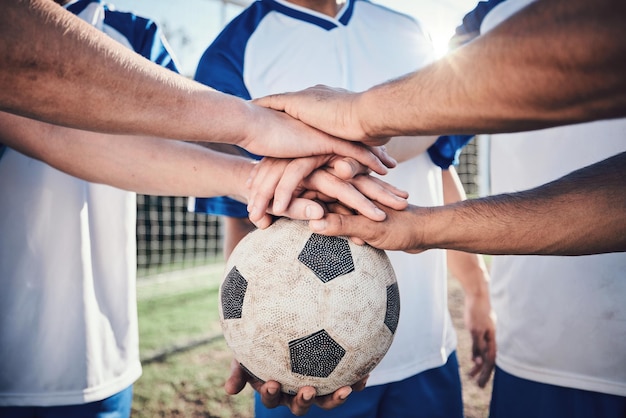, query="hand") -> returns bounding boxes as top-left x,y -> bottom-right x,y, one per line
246,155 -> 409,228
240,103 -> 393,171
225,359 -> 368,416
463,285 -> 496,388
253,86 -> 388,146
309,203 -> 428,253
